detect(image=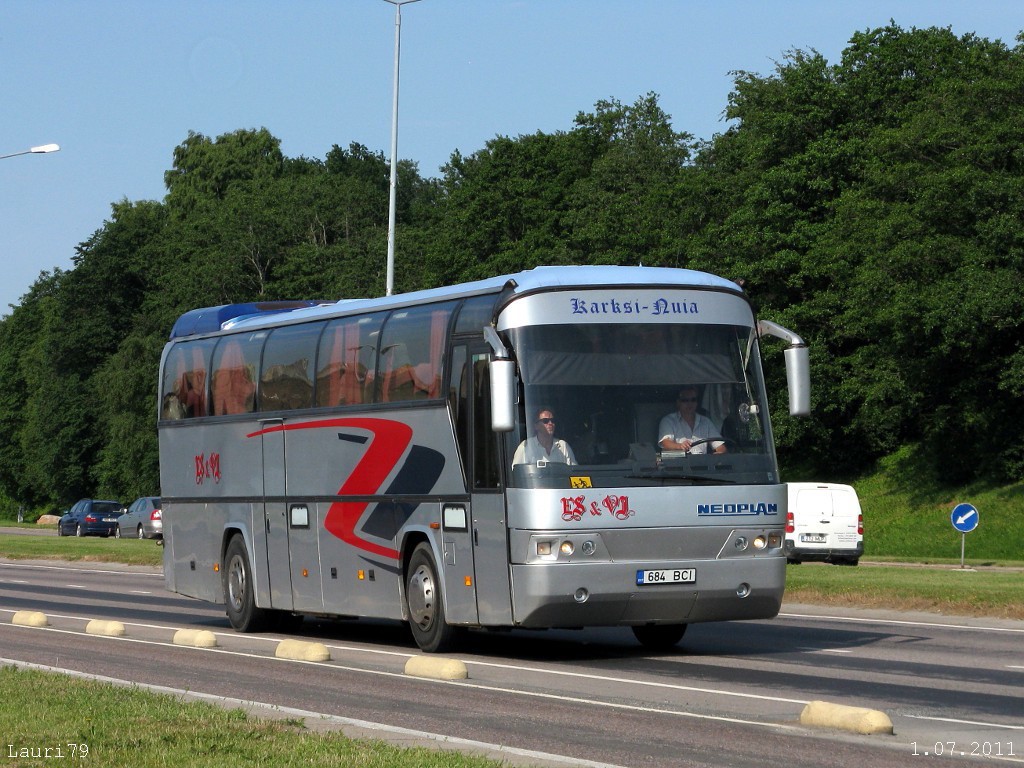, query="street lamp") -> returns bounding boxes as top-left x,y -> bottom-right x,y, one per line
382,0 -> 421,297
0,143 -> 60,161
